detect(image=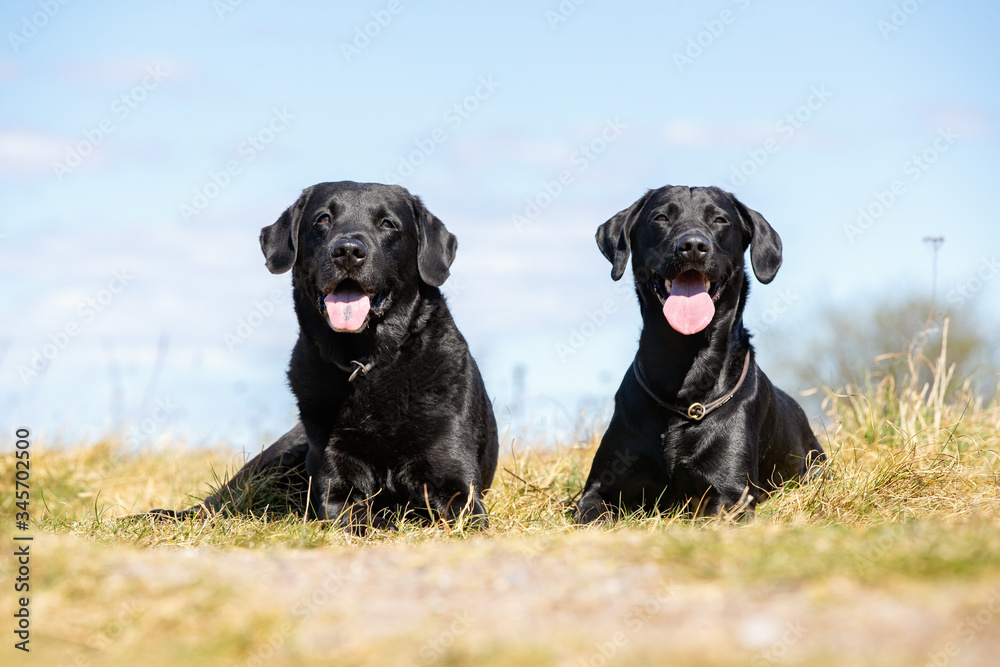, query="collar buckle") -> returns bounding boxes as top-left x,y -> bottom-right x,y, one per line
686,402 -> 706,420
